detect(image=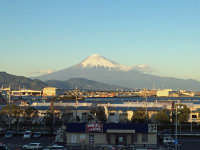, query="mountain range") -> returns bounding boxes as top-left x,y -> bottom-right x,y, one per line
0,72 -> 128,91
35,54 -> 200,90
